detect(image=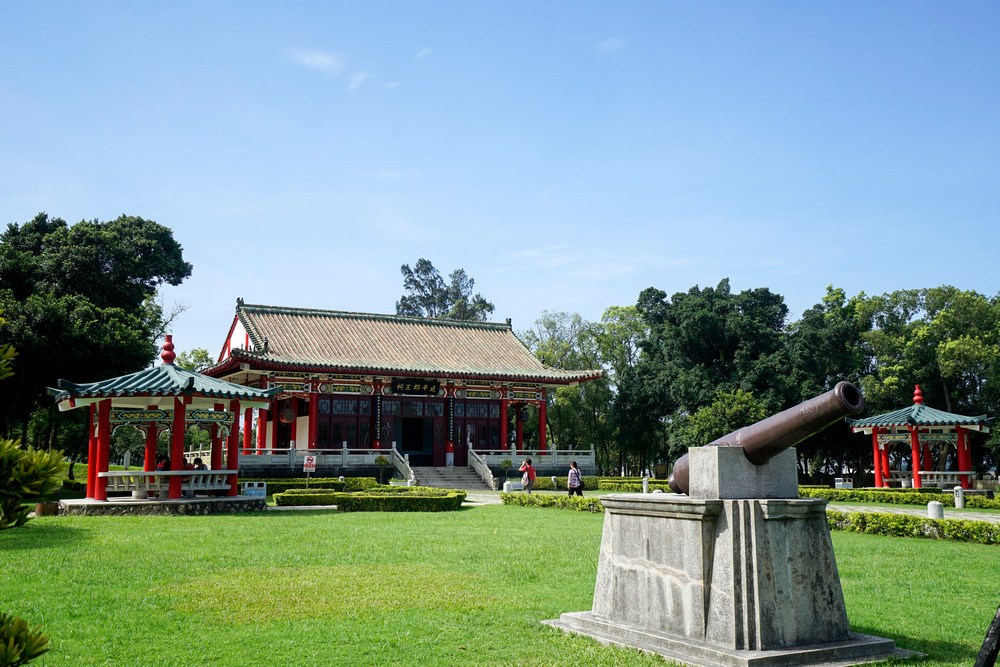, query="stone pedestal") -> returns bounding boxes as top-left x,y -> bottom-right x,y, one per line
544,447 -> 917,666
